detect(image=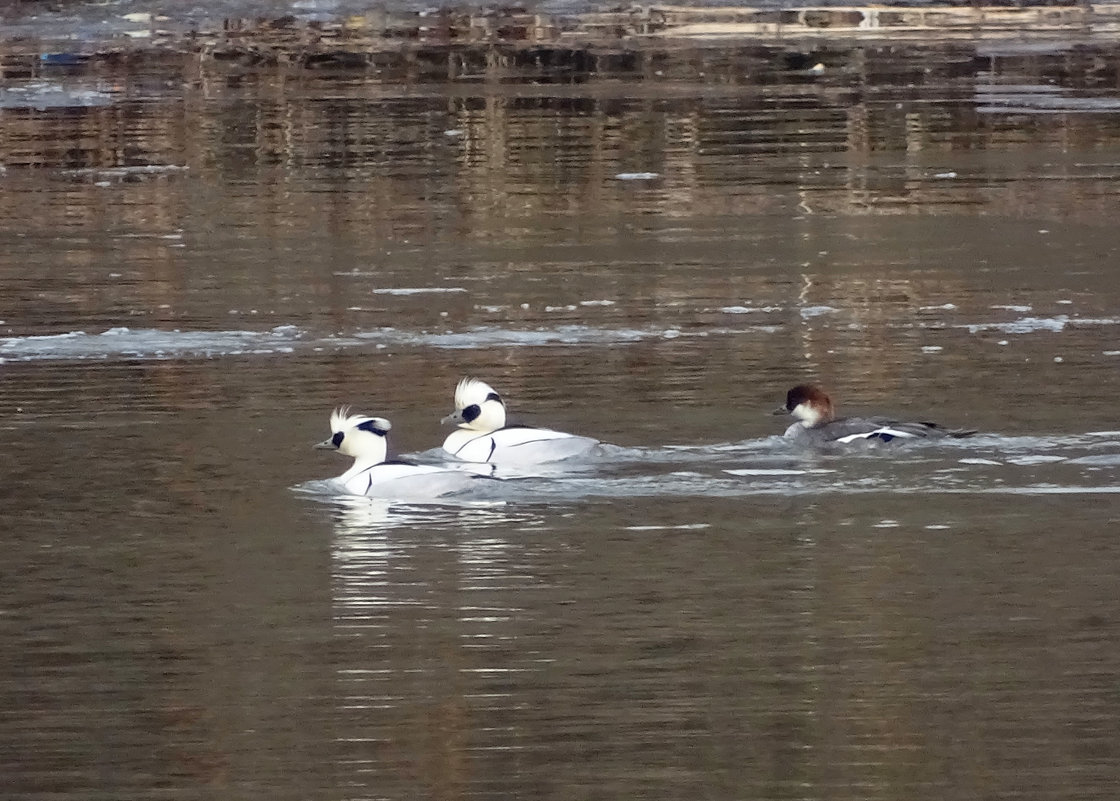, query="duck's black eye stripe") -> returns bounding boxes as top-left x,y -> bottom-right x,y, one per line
462,404 -> 481,422
356,420 -> 387,436
485,392 -> 501,403
331,431 -> 344,448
